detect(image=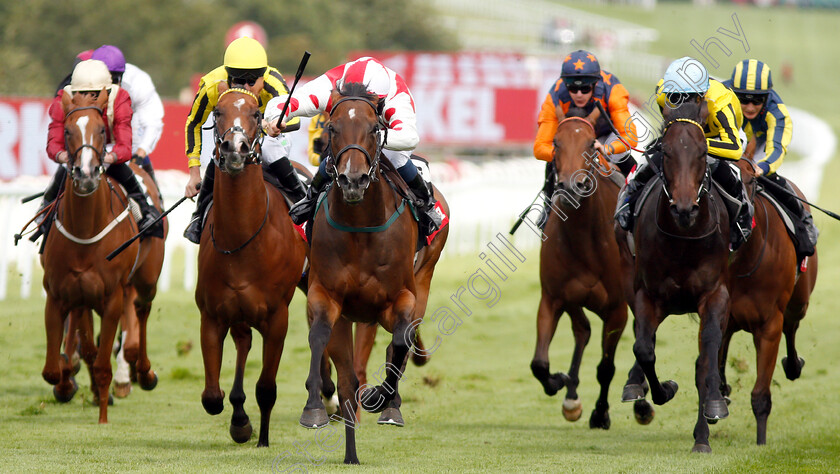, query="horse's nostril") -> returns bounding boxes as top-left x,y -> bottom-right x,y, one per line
358,174 -> 370,189
338,175 -> 350,187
